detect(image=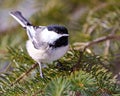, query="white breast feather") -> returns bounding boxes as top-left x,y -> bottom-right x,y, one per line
26,40 -> 69,63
